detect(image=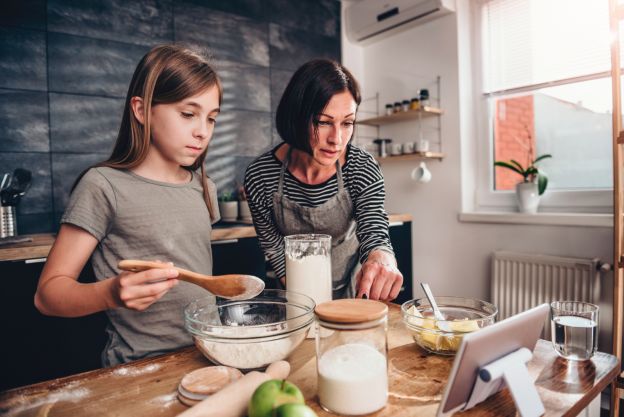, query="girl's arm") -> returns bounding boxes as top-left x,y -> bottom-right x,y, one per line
34,224 -> 179,317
